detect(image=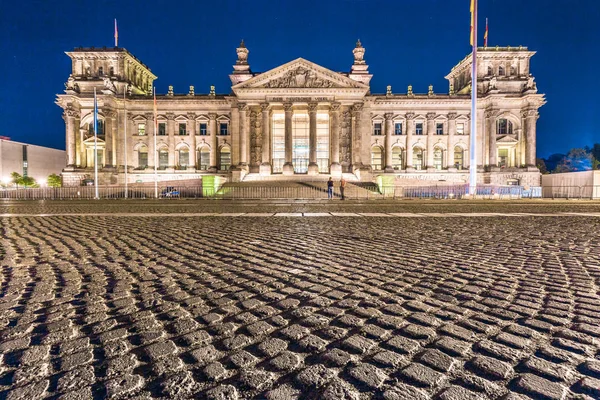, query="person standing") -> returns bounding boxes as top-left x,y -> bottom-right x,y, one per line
327,177 -> 334,199
340,177 -> 347,200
